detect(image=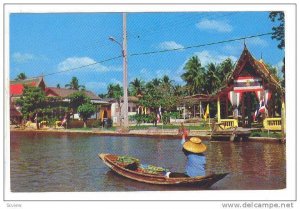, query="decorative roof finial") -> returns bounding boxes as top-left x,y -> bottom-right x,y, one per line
243,39 -> 246,48
260,52 -> 263,60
